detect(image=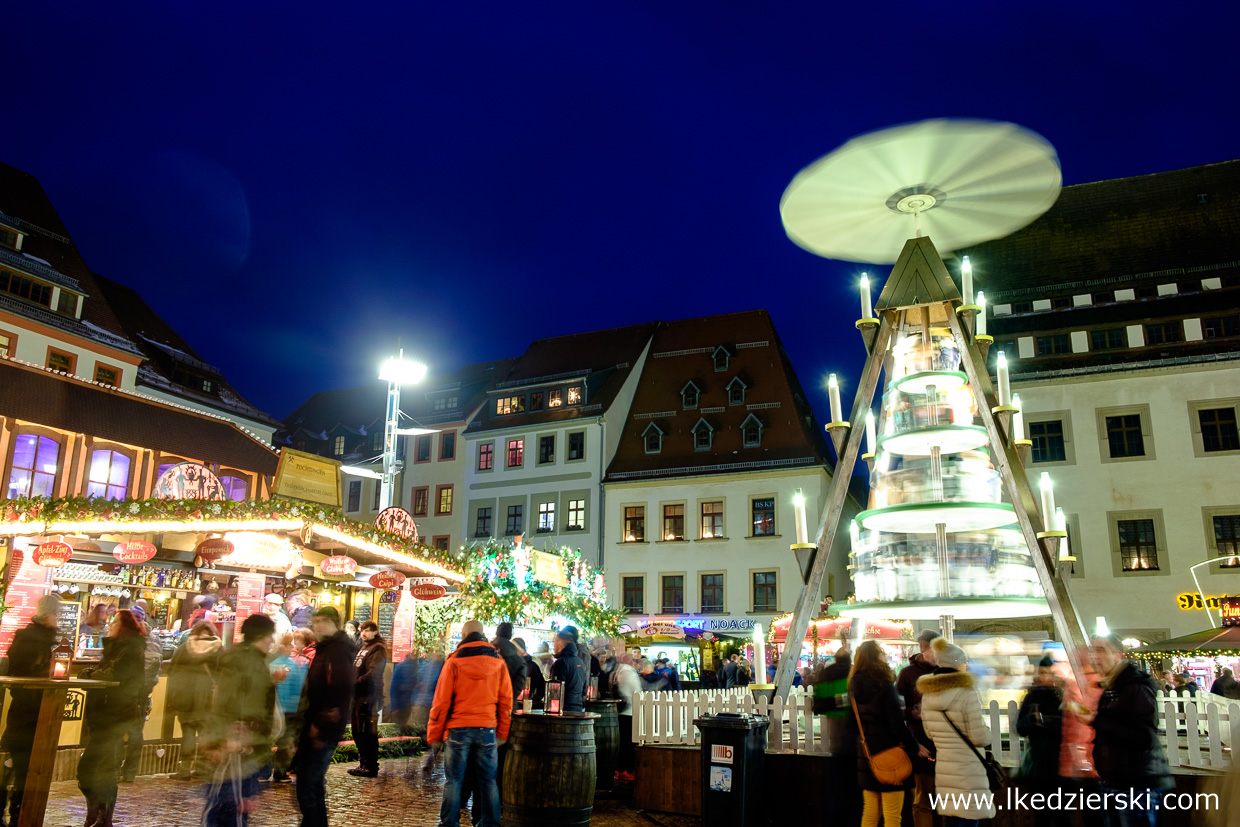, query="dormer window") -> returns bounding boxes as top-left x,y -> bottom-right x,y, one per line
1,267 -> 52,308
713,346 -> 731,371
497,395 -> 525,415
741,414 -> 764,447
333,436 -> 346,456
727,377 -> 747,405
692,418 -> 714,451
433,394 -> 459,411
643,423 -> 664,454
549,389 -> 563,407
567,385 -> 583,405
0,225 -> 20,250
681,381 -> 700,410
